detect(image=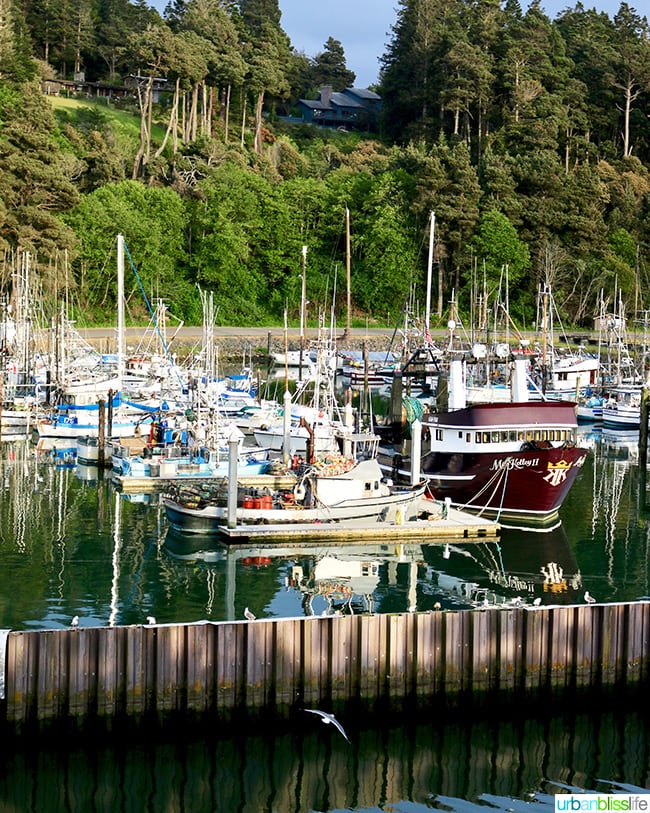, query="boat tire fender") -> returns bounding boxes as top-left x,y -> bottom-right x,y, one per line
294,484 -> 306,501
